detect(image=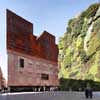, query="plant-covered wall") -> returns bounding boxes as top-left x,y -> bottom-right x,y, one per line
59,3 -> 100,83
